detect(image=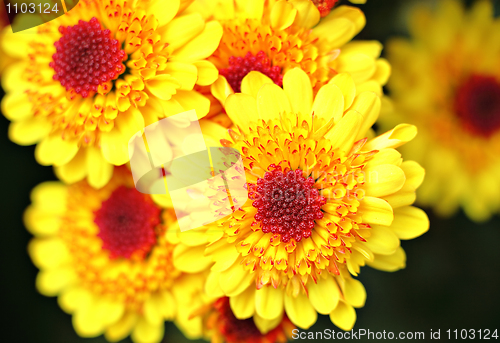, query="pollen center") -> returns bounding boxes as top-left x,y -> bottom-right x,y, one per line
94,186 -> 160,260
454,74 -> 500,137
219,50 -> 283,92
250,164 -> 326,243
50,17 -> 127,98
